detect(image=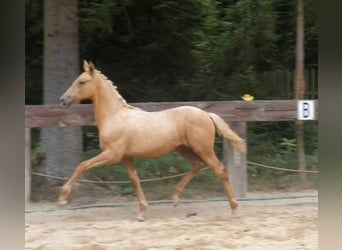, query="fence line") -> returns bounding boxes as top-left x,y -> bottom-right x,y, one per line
31,160 -> 318,185
25,100 -> 319,202
31,171 -> 190,184
247,161 -> 318,173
